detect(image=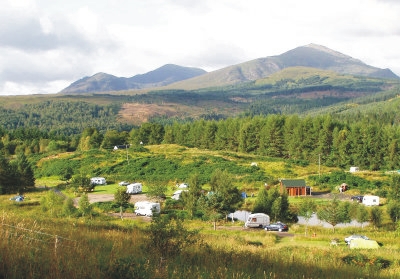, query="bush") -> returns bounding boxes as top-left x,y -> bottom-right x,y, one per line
107,256 -> 151,279
342,253 -> 391,269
